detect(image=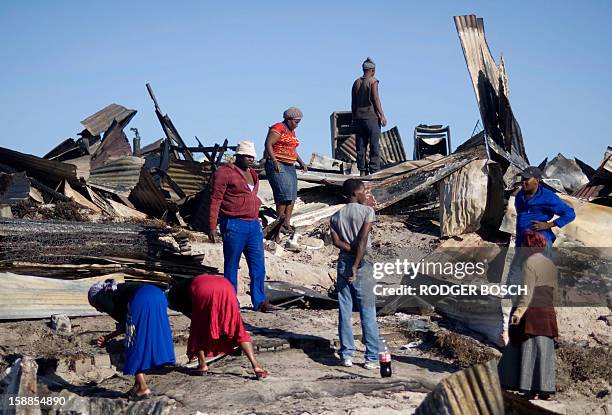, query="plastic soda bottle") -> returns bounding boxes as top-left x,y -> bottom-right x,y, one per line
379,338 -> 392,377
